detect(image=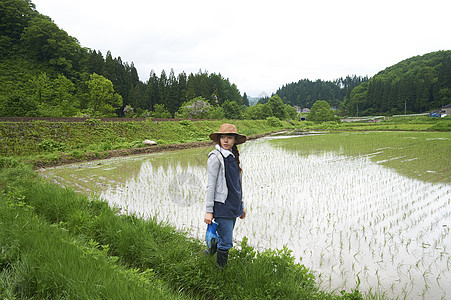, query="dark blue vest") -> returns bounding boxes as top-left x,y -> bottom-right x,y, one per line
213,152 -> 243,218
